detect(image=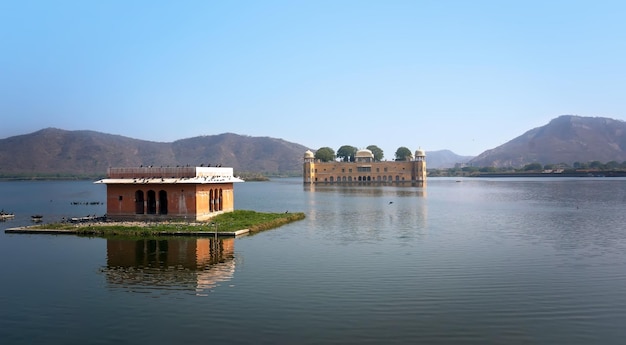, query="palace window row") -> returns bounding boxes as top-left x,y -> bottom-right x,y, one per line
326,175 -> 403,182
